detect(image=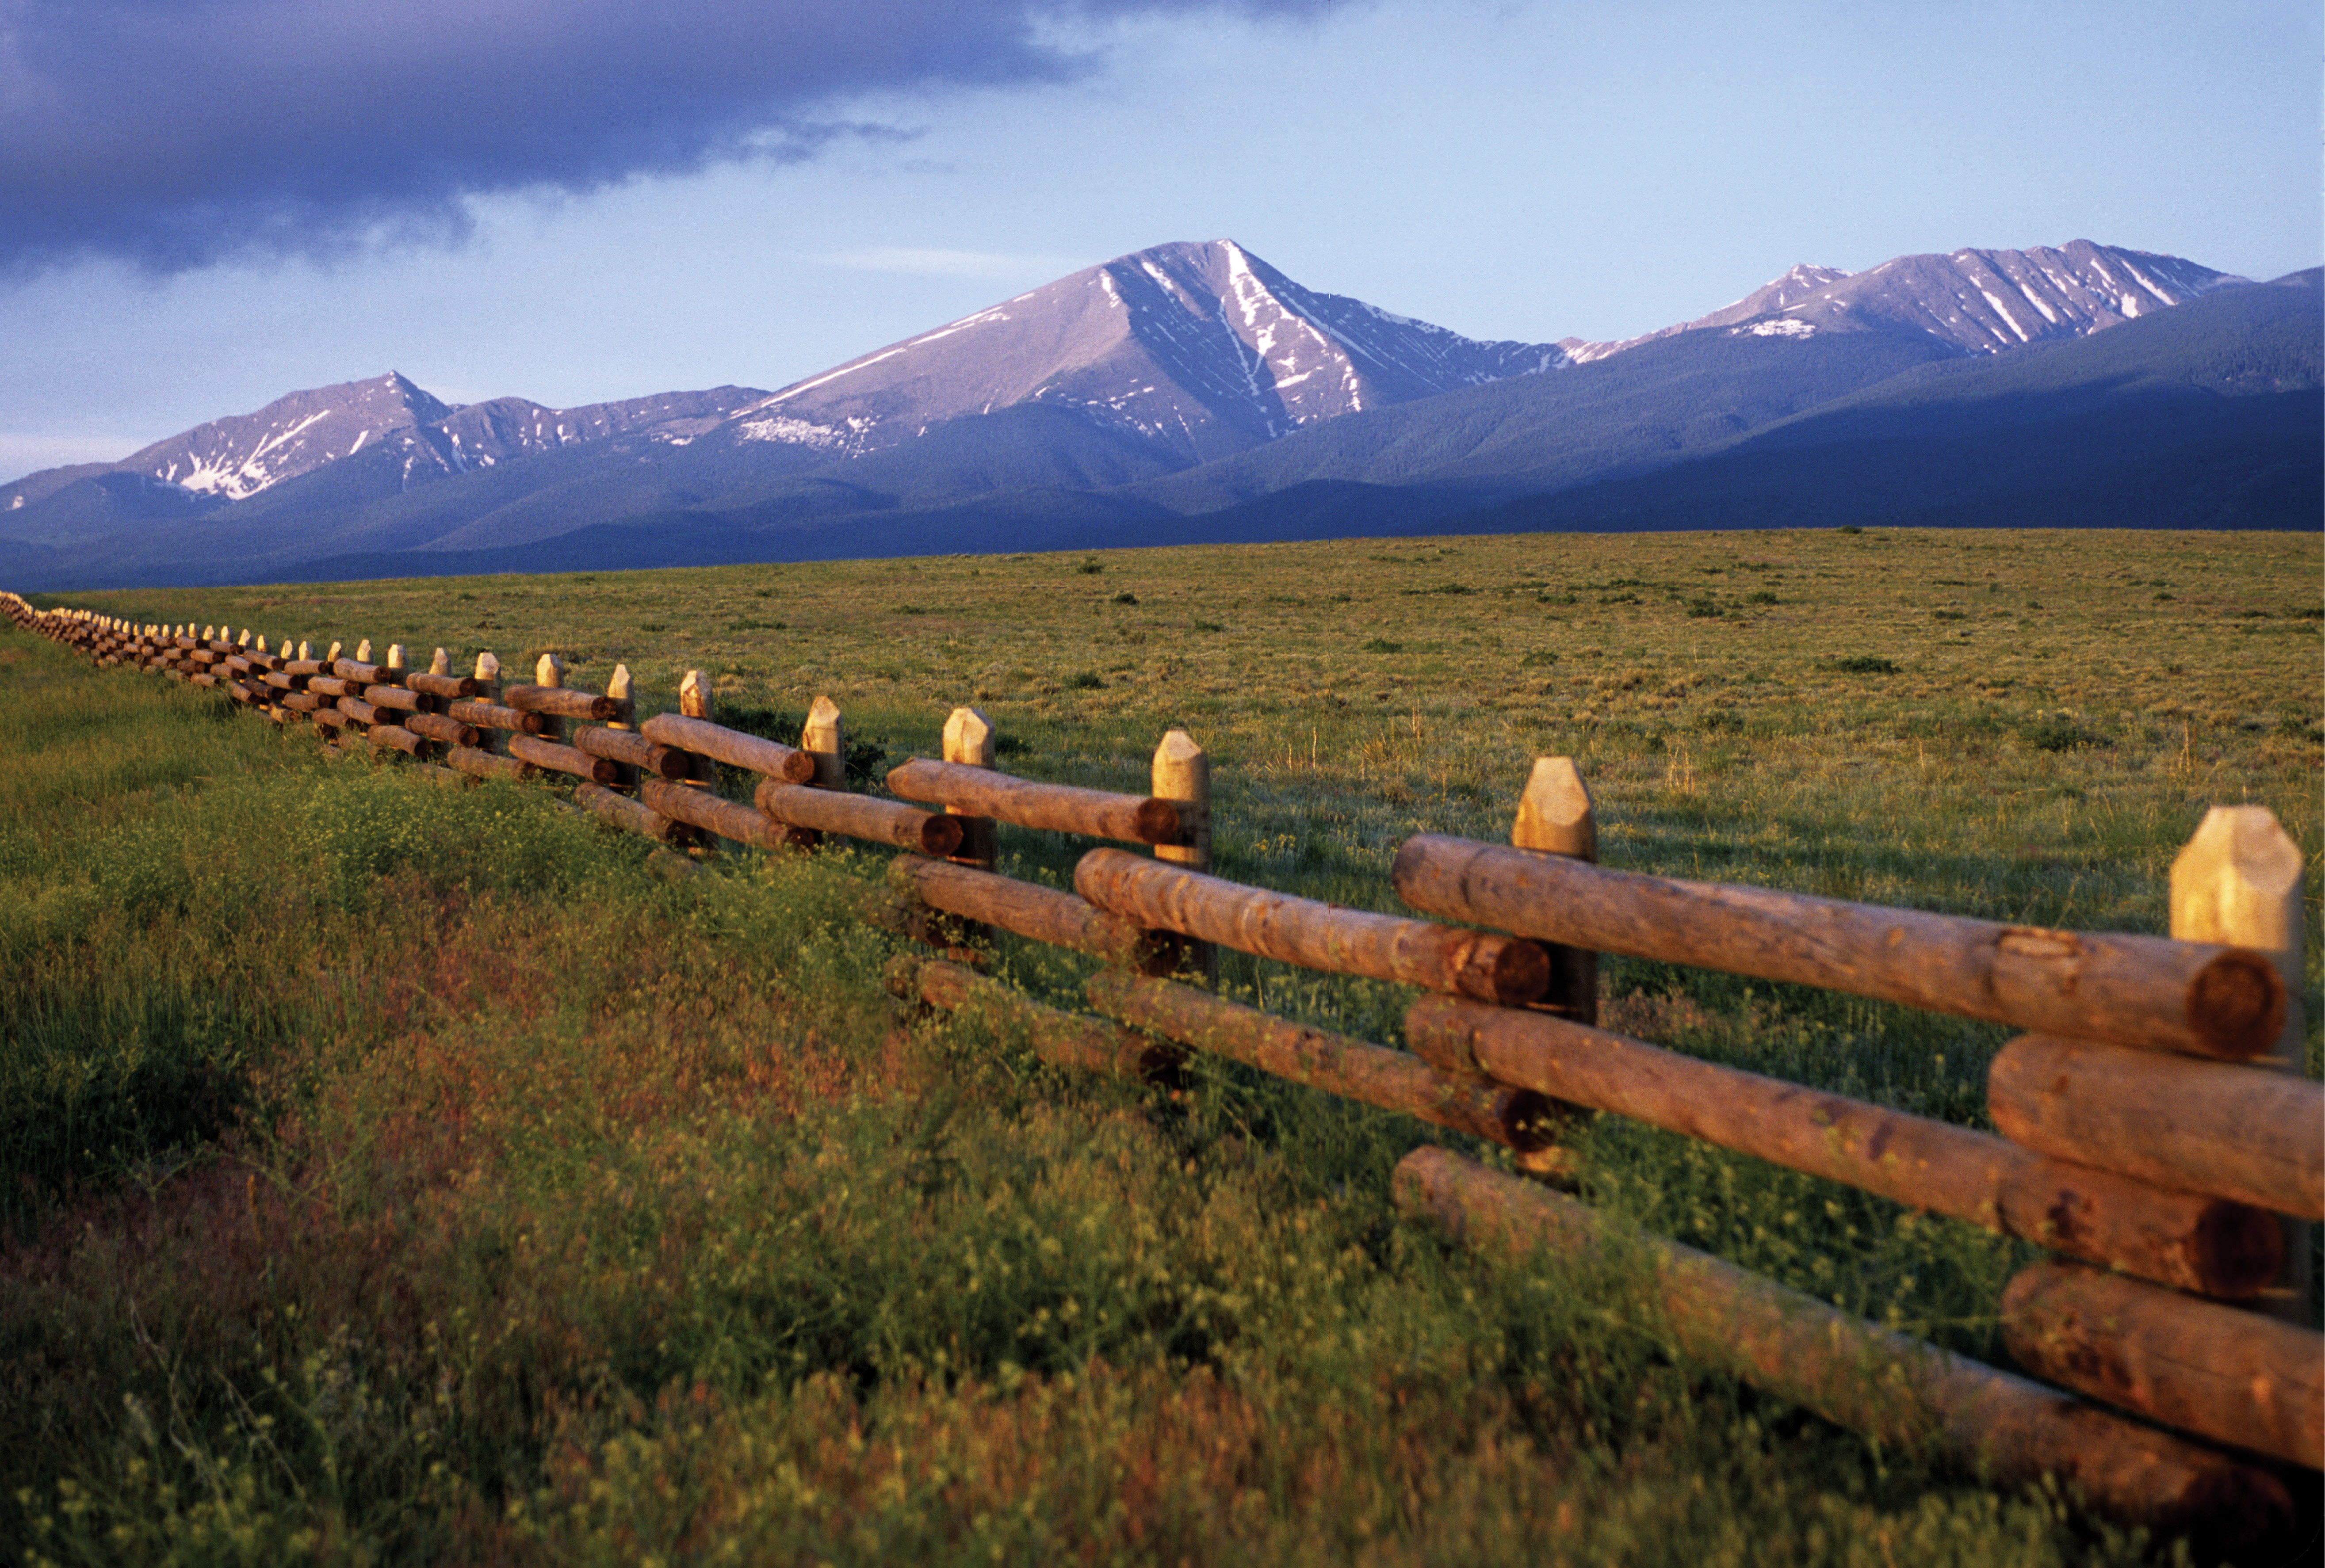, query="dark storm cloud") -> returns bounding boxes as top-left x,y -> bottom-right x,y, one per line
0,0 -> 1335,274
